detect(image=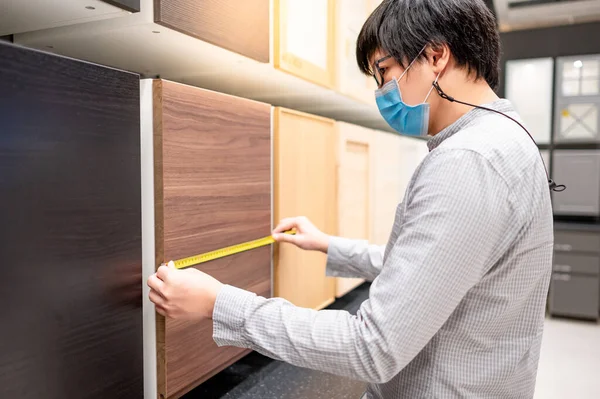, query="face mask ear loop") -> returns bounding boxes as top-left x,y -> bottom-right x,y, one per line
424,73 -> 441,103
